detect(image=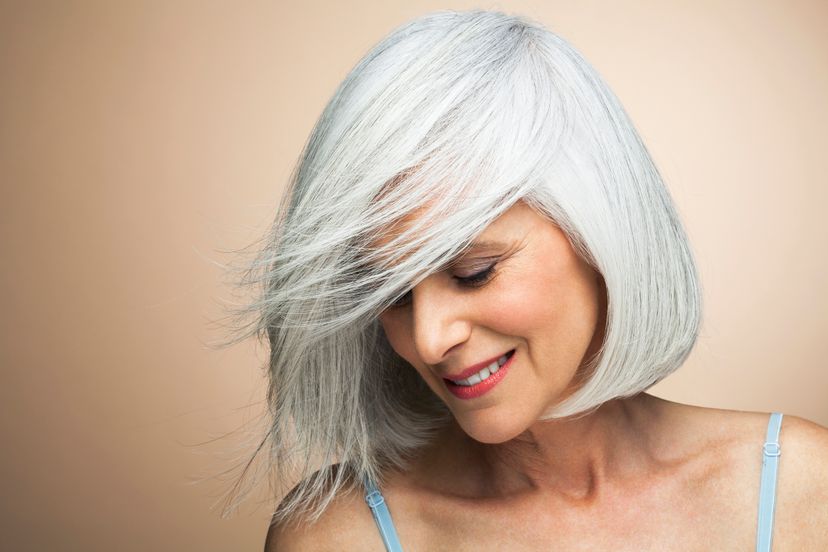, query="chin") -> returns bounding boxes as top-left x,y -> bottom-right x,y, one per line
454,411 -> 528,445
